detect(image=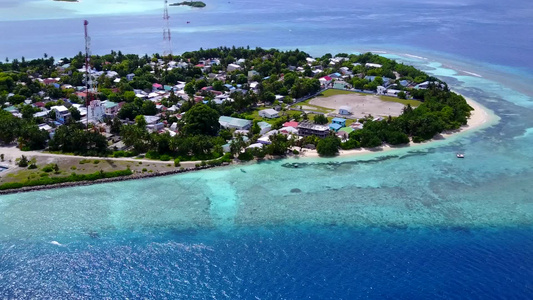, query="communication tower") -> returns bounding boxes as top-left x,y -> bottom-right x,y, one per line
163,0 -> 173,57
